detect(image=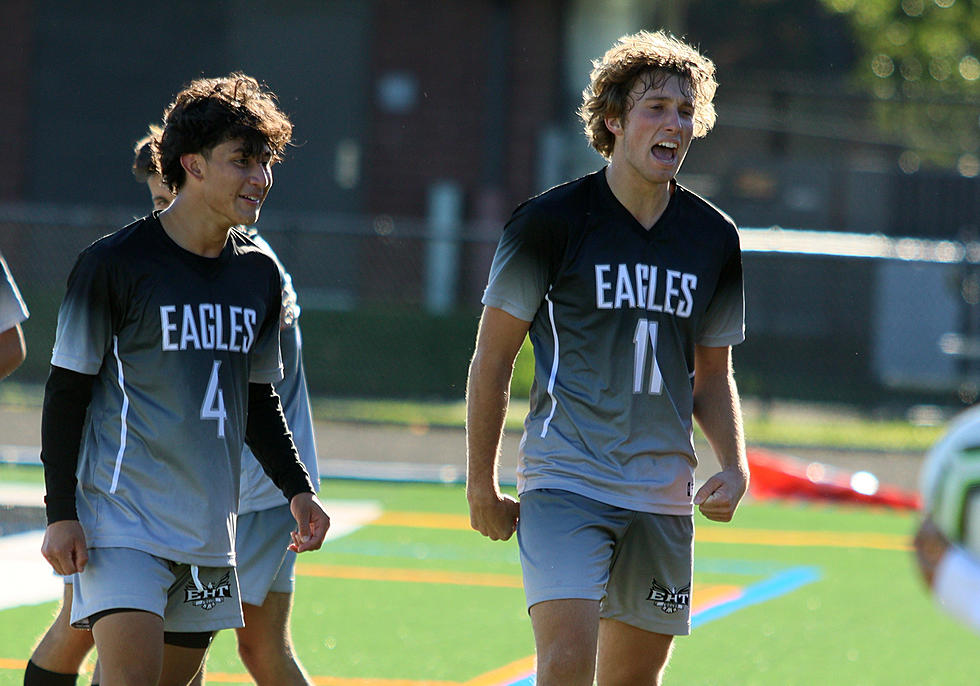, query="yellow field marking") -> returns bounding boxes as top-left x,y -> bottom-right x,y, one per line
374,511 -> 912,551
203,674 -> 459,685
311,678 -> 458,686
297,563 -> 523,588
692,583 -> 743,608
462,655 -> 536,686
0,583 -> 746,685
695,527 -> 911,551
373,511 -> 472,530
